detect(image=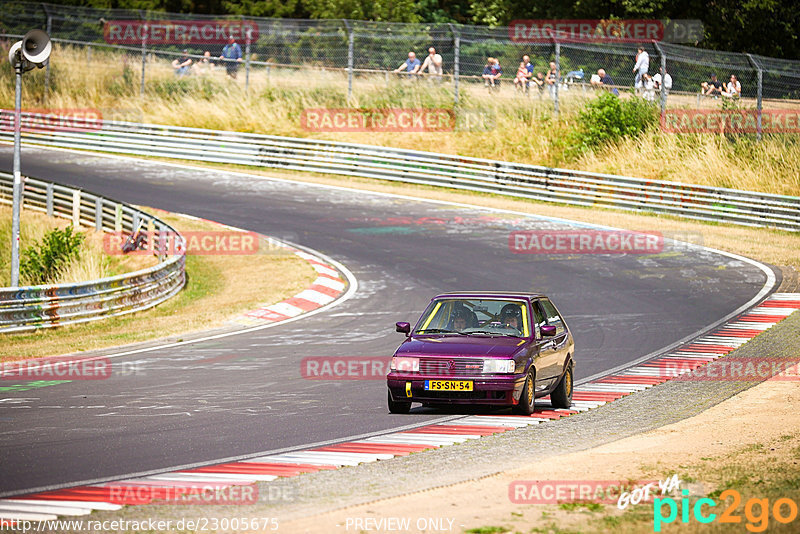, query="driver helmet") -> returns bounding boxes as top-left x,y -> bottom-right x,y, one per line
500,303 -> 522,327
